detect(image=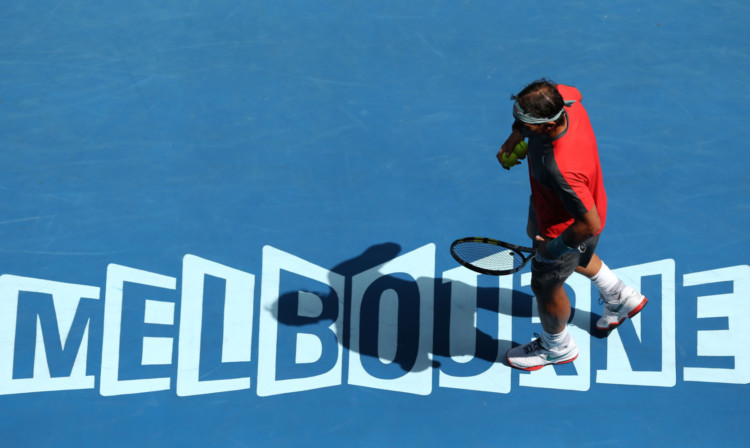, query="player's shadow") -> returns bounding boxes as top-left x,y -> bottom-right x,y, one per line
268,242 -> 605,374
